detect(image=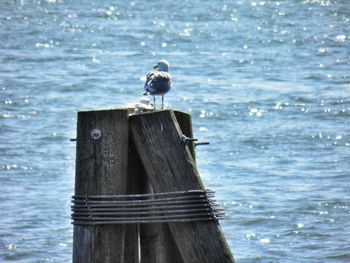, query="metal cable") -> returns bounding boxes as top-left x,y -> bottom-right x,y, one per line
71,189 -> 224,225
